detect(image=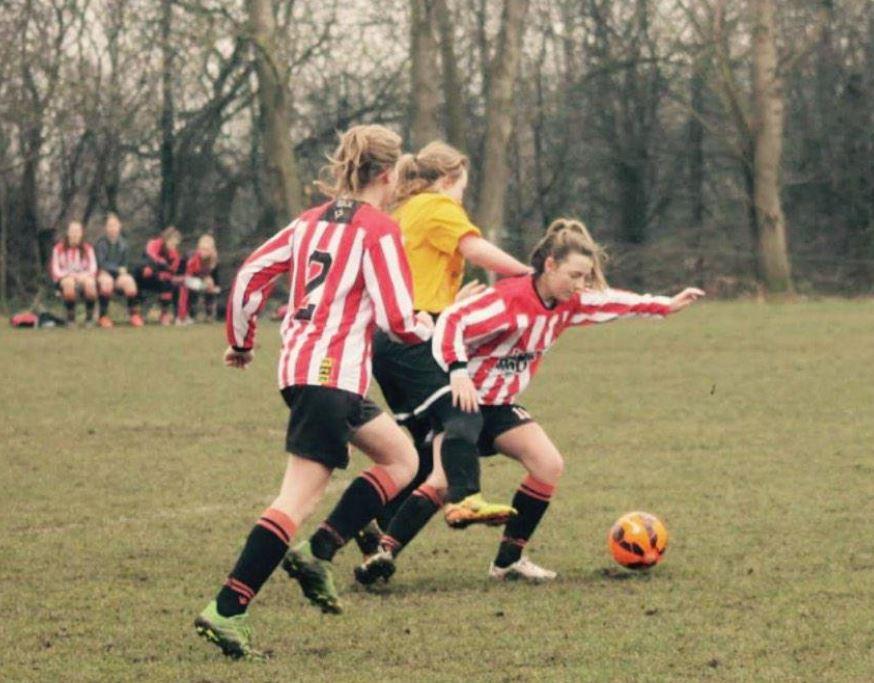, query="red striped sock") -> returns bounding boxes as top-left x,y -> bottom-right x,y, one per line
380,484 -> 443,556
494,475 -> 555,568
310,467 -> 401,562
216,507 -> 297,616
